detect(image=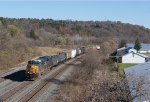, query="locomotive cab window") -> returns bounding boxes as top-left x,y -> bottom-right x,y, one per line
28,60 -> 41,65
